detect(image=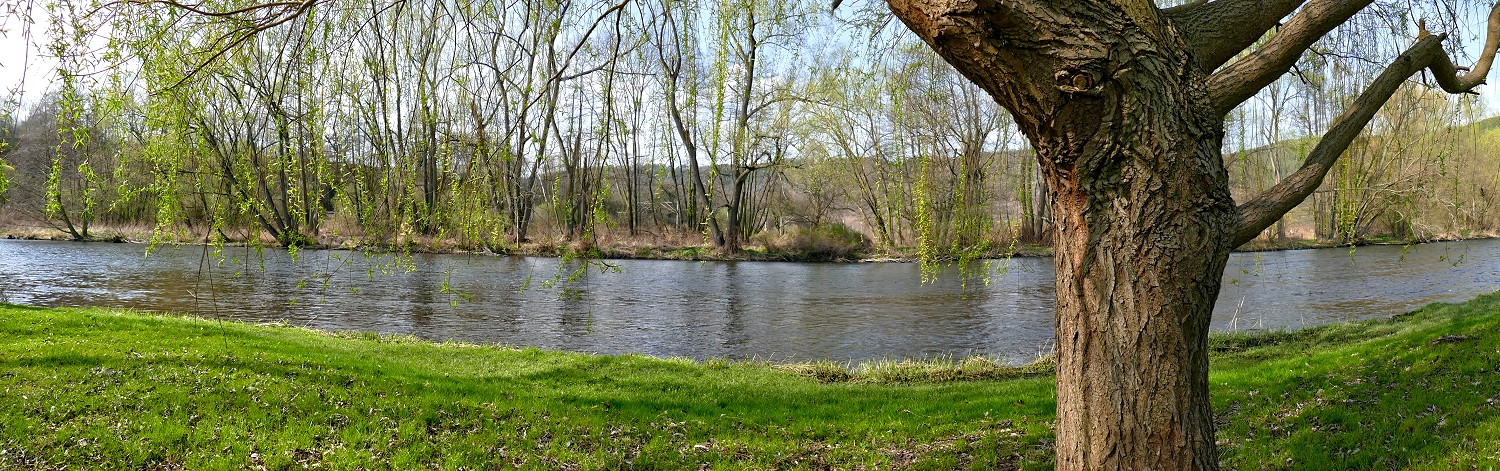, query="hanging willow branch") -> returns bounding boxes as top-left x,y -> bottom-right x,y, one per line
97,0 -> 325,91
